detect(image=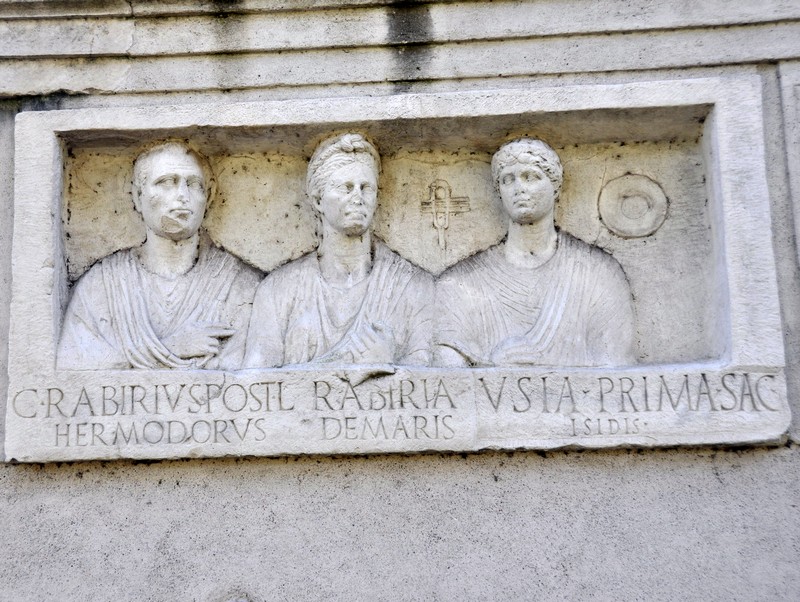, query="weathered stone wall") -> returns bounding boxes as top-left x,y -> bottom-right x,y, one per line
1,2 -> 799,599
